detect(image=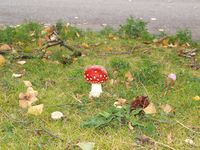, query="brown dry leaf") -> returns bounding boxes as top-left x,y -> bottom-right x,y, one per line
116,98 -> 127,106
125,71 -> 134,82
82,43 -> 90,49
130,96 -> 150,110
125,81 -> 131,89
23,81 -> 32,87
27,104 -> 44,116
160,104 -> 172,114
114,98 -> 127,108
106,47 -> 113,51
37,38 -> 46,47
0,44 -> 12,52
143,102 -> 157,114
167,132 -> 173,144
19,100 -> 33,108
42,26 -> 54,35
0,55 -> 6,66
19,87 -> 38,108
